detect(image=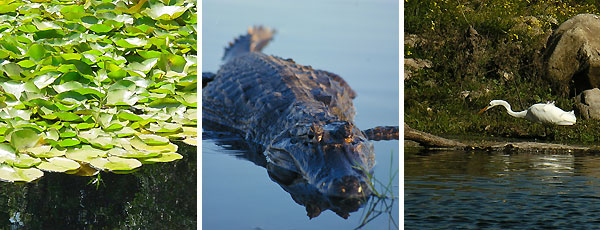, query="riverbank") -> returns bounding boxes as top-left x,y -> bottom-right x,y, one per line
405,0 -> 600,144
